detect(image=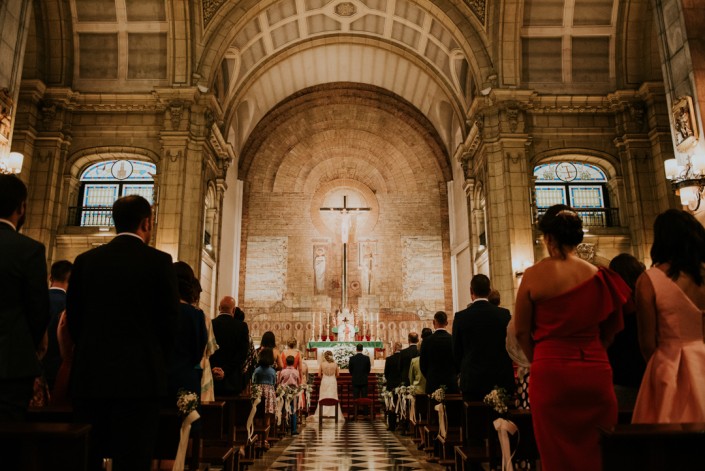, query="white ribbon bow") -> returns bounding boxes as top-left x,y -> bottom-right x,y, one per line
246,396 -> 261,442
493,417 -> 519,471
275,395 -> 285,426
173,410 -> 200,471
435,403 -> 447,440
408,395 -> 417,425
